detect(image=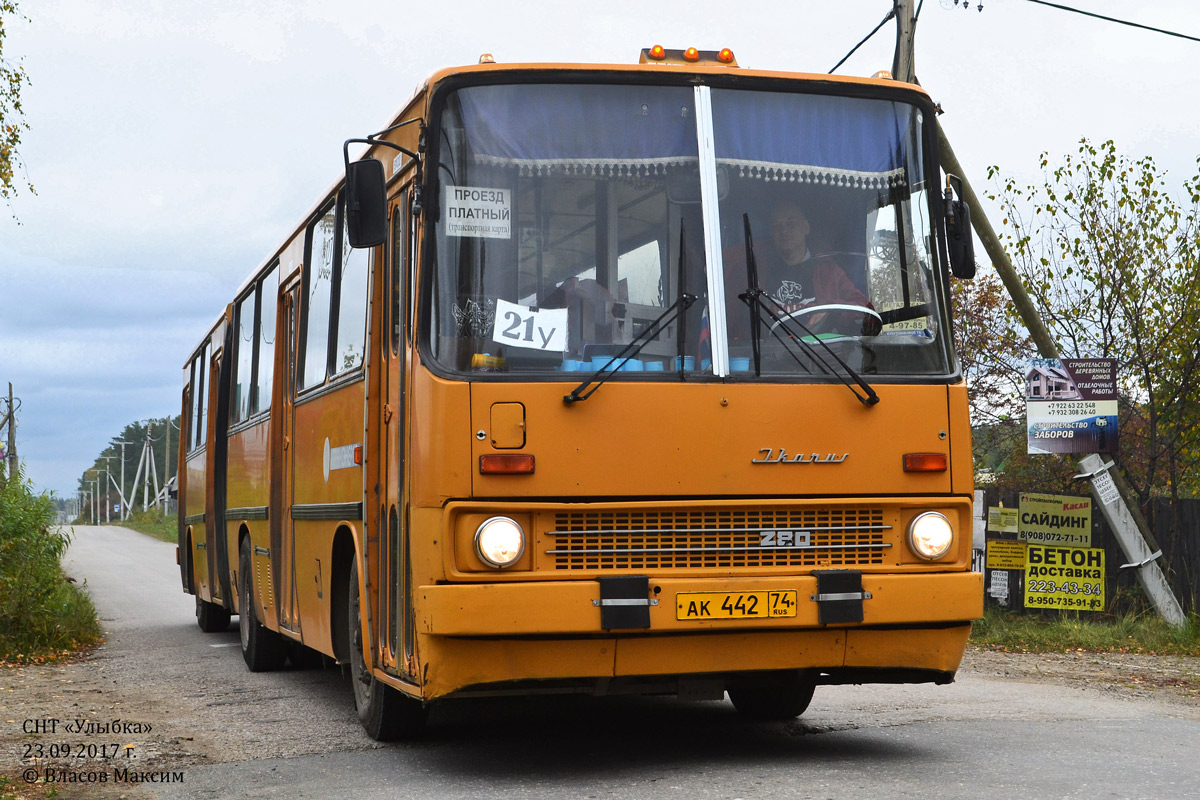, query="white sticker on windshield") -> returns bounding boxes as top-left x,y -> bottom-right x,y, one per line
492,299 -> 568,352
445,185 -> 511,239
